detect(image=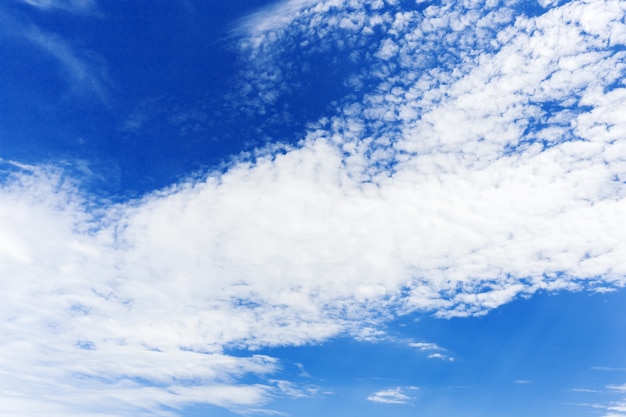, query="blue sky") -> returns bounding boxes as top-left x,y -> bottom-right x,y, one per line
1,0 -> 626,416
